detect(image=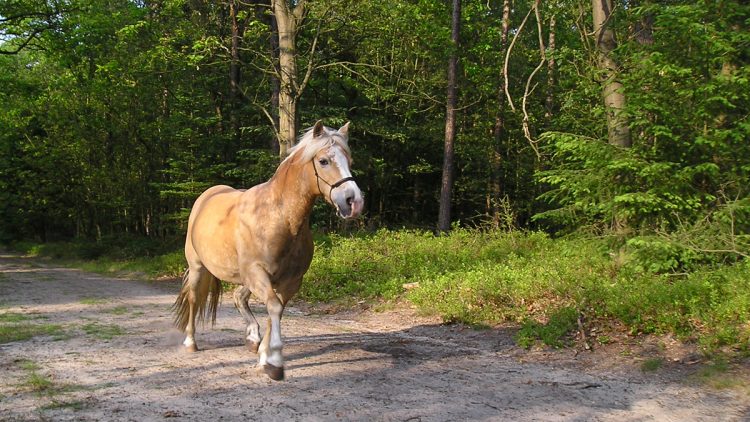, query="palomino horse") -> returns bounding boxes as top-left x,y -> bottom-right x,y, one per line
173,121 -> 363,380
